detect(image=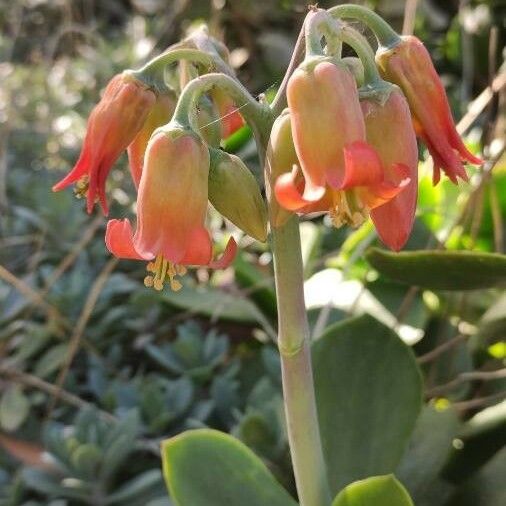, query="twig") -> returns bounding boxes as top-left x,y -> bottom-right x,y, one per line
489,181 -> 504,252
457,71 -> 506,135
271,16 -> 306,116
417,333 -> 468,364
452,391 -> 506,412
426,368 -> 506,397
402,0 -> 419,36
41,215 -> 104,294
0,264 -> 68,330
47,258 -> 118,416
